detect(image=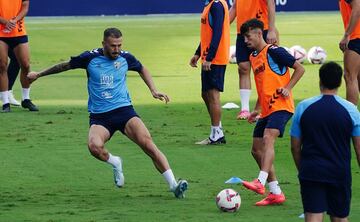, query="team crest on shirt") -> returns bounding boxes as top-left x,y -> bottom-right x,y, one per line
114,61 -> 121,69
